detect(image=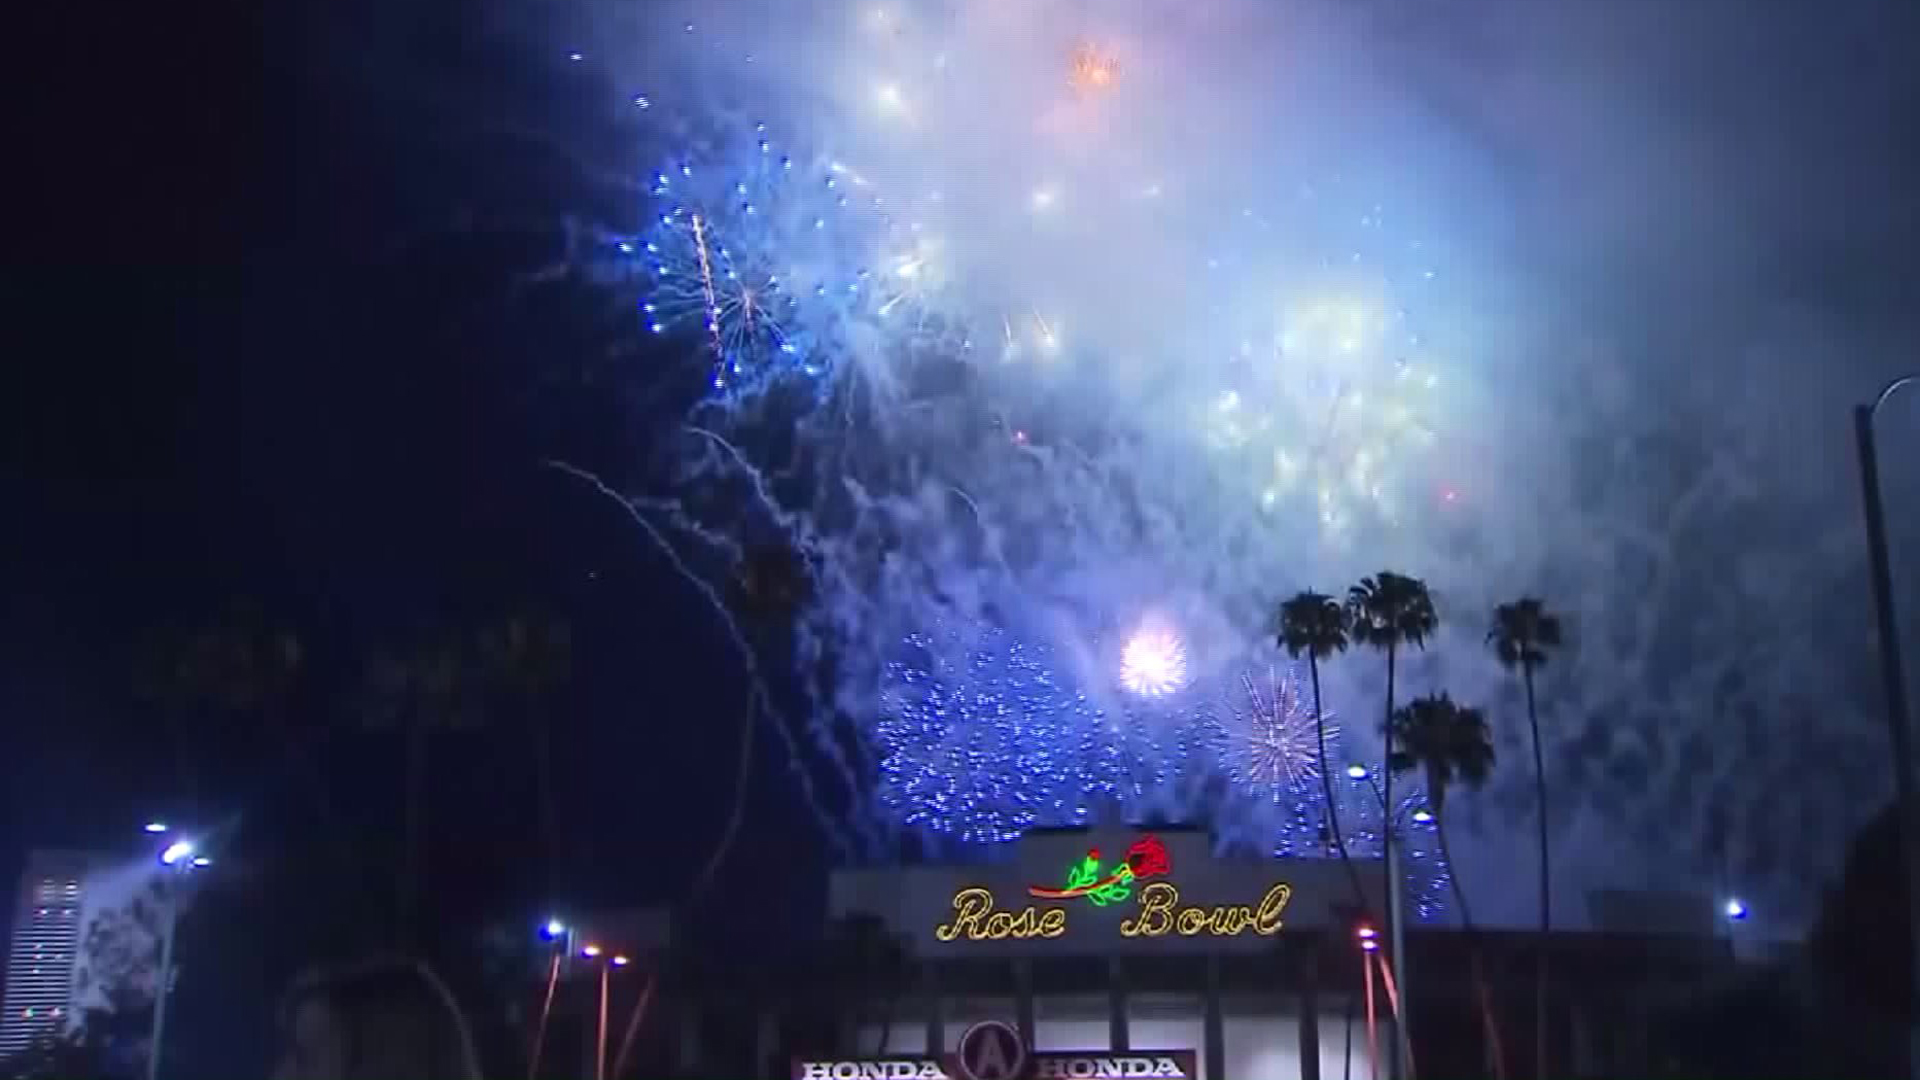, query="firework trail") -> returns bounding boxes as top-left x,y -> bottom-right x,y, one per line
545,460 -> 856,859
